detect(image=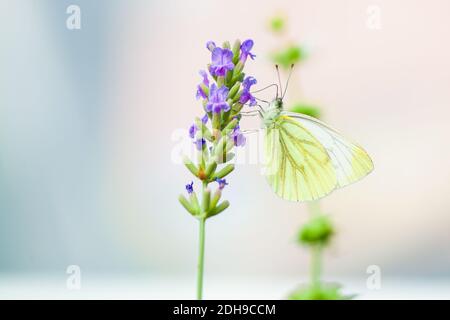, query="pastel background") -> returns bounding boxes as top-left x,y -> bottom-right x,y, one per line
1,0 -> 449,298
